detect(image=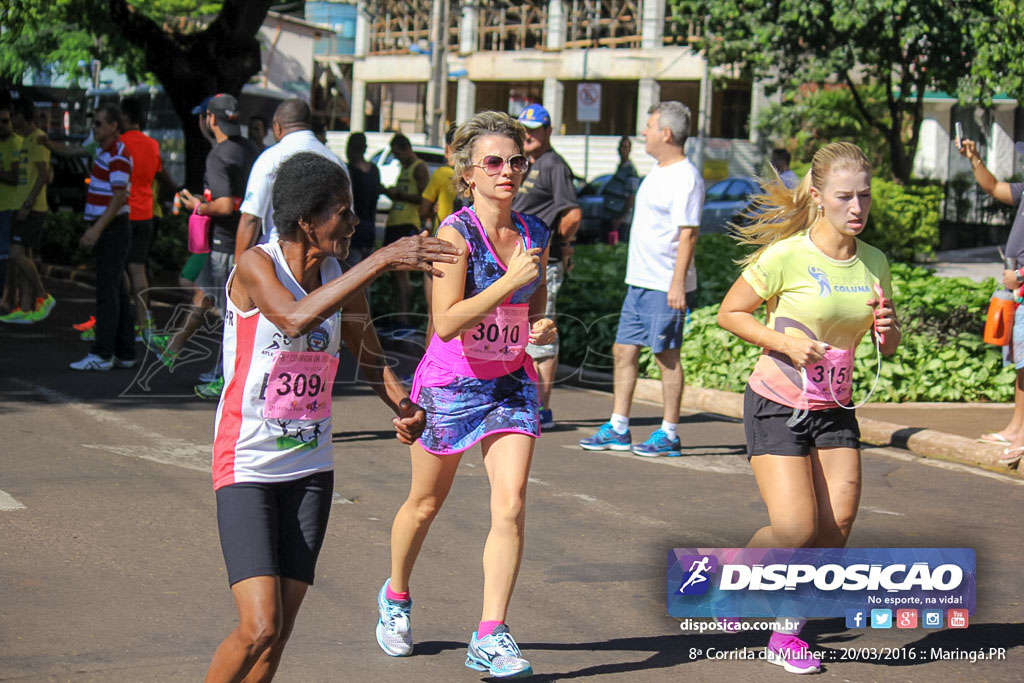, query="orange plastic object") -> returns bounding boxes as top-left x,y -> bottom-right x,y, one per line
984,292 -> 1016,346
